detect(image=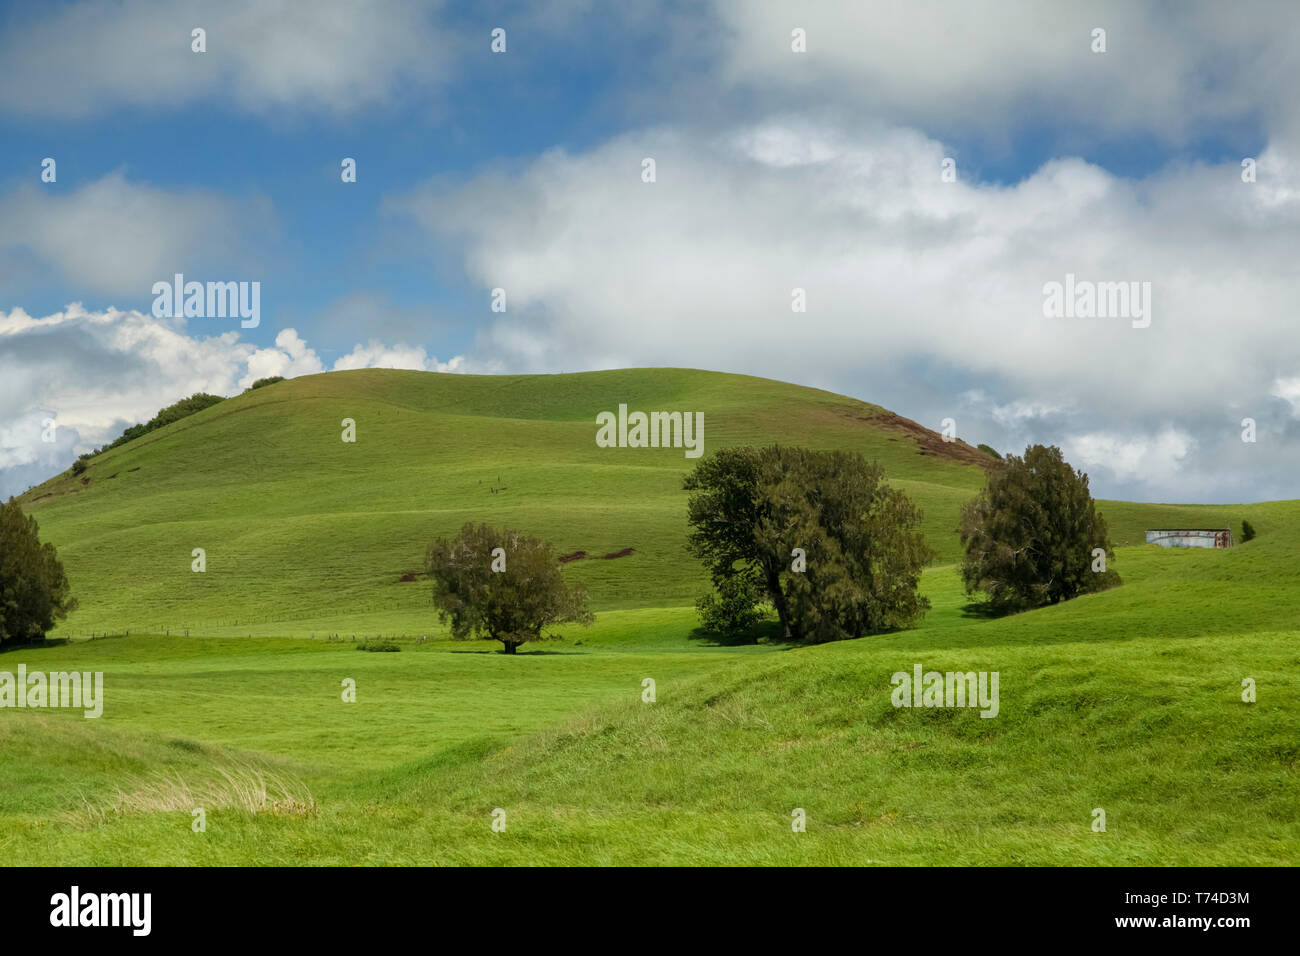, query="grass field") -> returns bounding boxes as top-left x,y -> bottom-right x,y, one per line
3,369 -> 1295,865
